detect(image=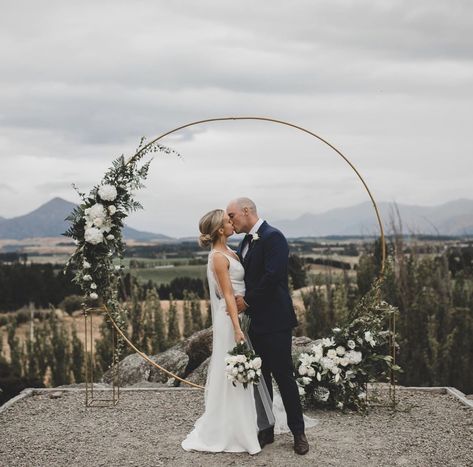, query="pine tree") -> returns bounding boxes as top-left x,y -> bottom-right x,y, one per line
130,282 -> 143,345
148,288 -> 166,353
70,321 -> 84,383
183,291 -> 193,338
6,318 -> 22,377
167,295 -> 180,347
47,308 -> 71,386
190,293 -> 204,332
